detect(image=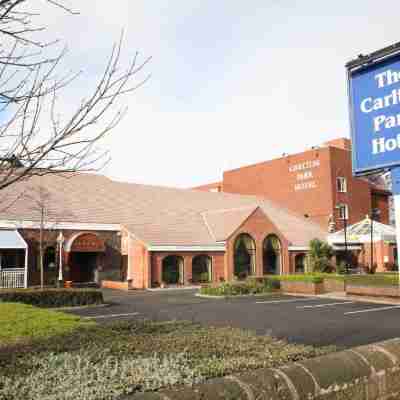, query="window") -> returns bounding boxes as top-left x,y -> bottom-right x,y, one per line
338,204 -> 349,220
0,250 -> 25,269
372,208 -> 381,222
234,233 -> 256,279
337,177 -> 347,193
